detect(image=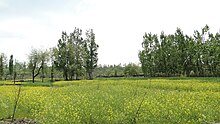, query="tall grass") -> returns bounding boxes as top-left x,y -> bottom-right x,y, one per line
0,78 -> 220,123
